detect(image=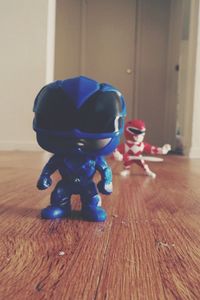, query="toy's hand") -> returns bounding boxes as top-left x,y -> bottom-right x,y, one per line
37,176 -> 52,190
113,150 -> 123,161
162,144 -> 171,154
97,181 -> 113,195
